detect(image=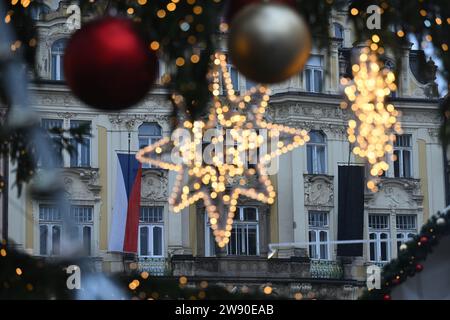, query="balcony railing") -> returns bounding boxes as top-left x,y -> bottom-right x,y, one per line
137,257 -> 170,276
310,260 -> 344,279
